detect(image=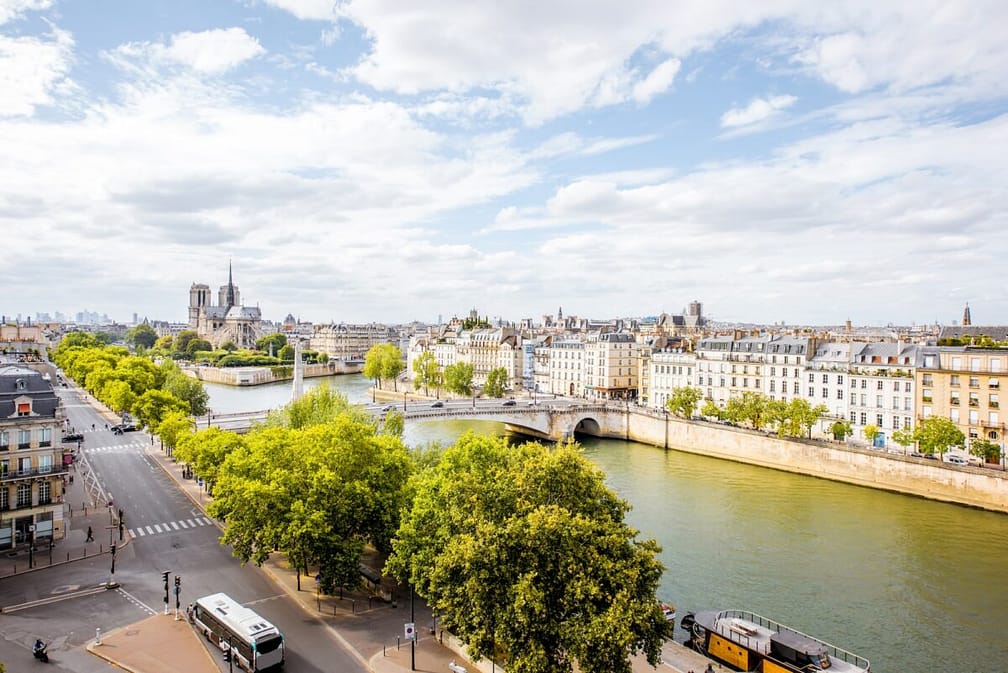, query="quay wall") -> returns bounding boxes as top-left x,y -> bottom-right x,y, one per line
186,361 -> 363,386
622,410 -> 1008,513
